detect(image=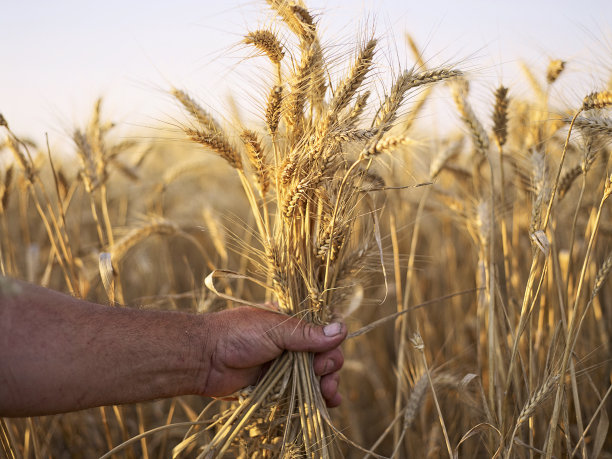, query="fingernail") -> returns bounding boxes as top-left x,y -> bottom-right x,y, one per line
323,322 -> 342,337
